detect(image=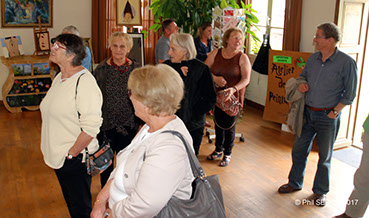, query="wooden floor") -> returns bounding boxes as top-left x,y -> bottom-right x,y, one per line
0,103 -> 365,218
